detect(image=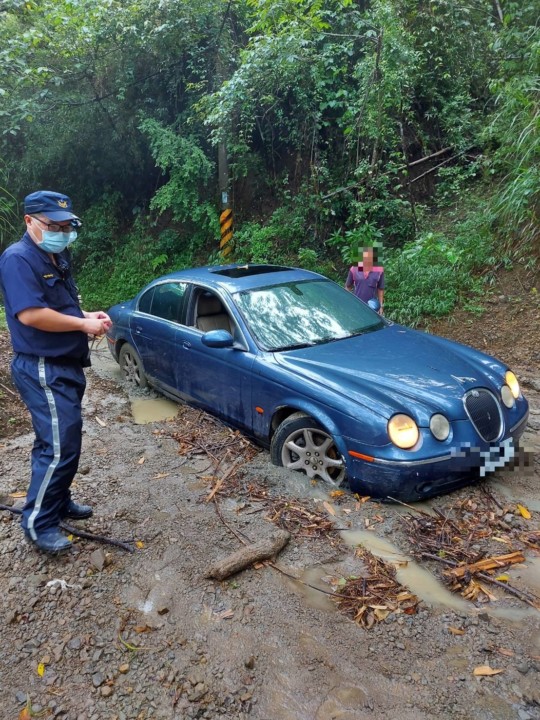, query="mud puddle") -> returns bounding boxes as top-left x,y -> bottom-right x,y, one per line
340,528 -> 539,620
131,396 -> 179,424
